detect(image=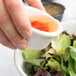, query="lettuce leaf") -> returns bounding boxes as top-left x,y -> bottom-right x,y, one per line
51,34 -> 71,55
46,58 -> 61,71
62,47 -> 76,76
68,56 -> 76,76
70,46 -> 76,61
73,40 -> 76,48
24,59 -> 46,69
22,49 -> 41,59
22,49 -> 46,69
